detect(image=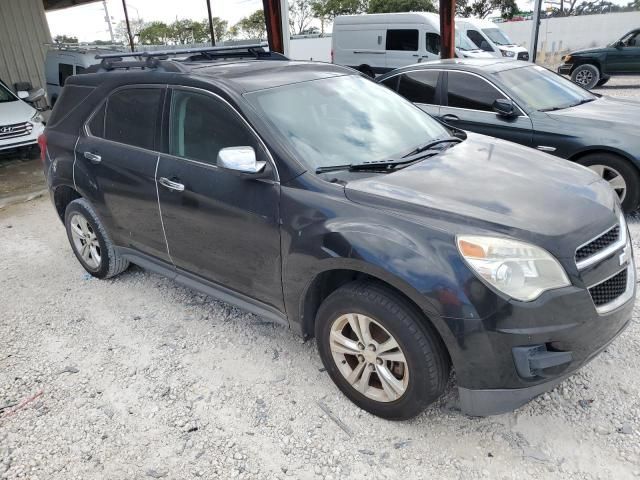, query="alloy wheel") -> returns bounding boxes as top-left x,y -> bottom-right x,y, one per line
588,164 -> 627,202
69,213 -> 101,270
329,313 -> 409,402
575,69 -> 593,86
